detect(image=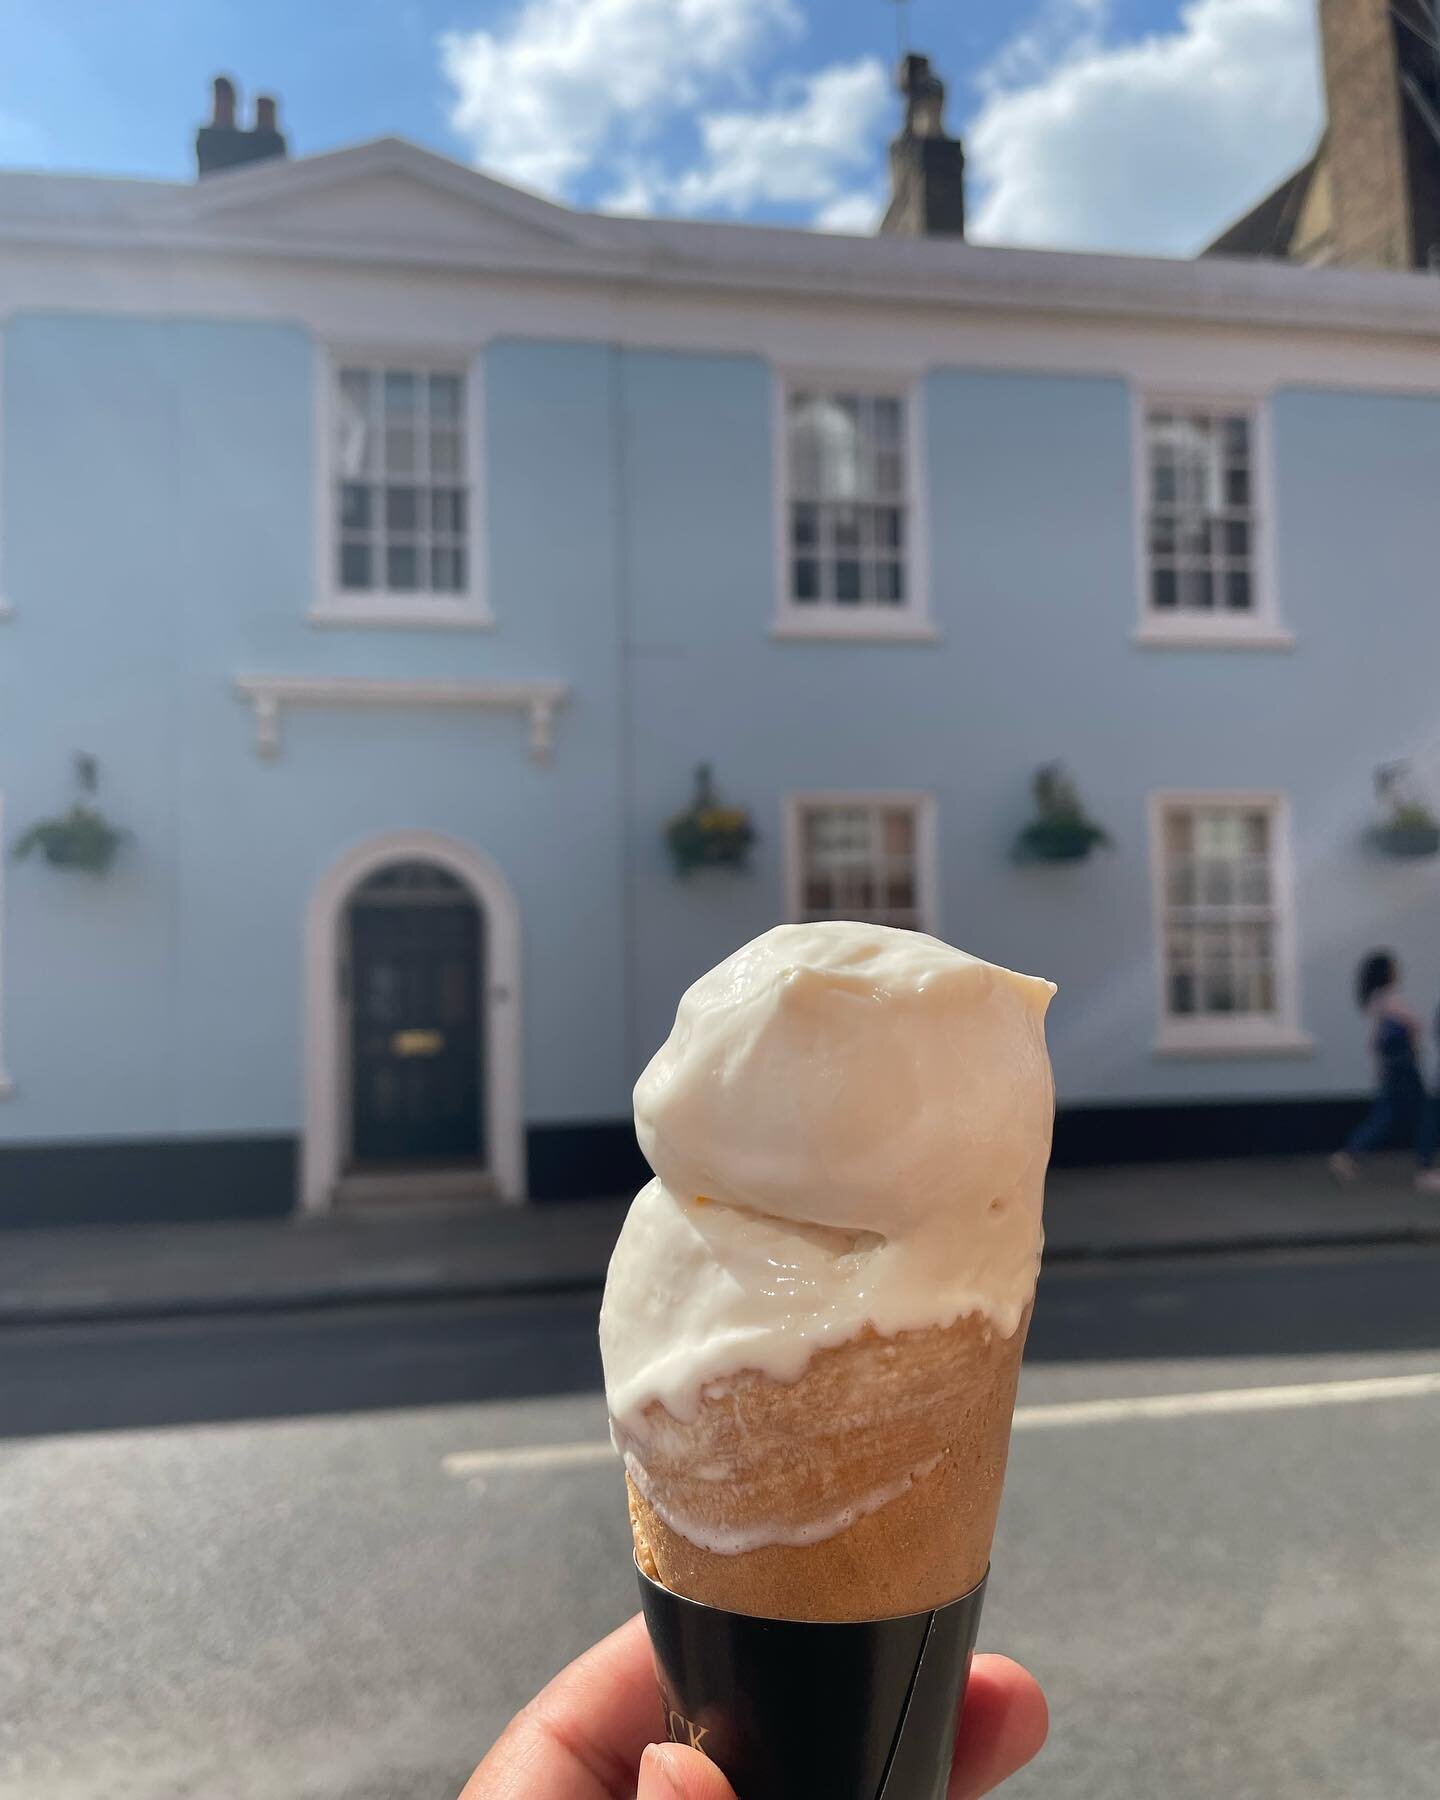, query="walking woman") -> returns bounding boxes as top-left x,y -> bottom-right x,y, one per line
1331,950 -> 1440,1189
